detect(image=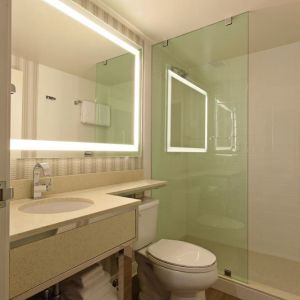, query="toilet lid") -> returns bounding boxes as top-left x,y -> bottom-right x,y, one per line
147,239 -> 216,269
